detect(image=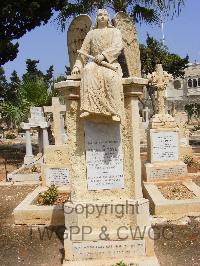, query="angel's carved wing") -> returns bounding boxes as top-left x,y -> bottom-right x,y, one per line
112,12 -> 141,77
67,15 -> 92,70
